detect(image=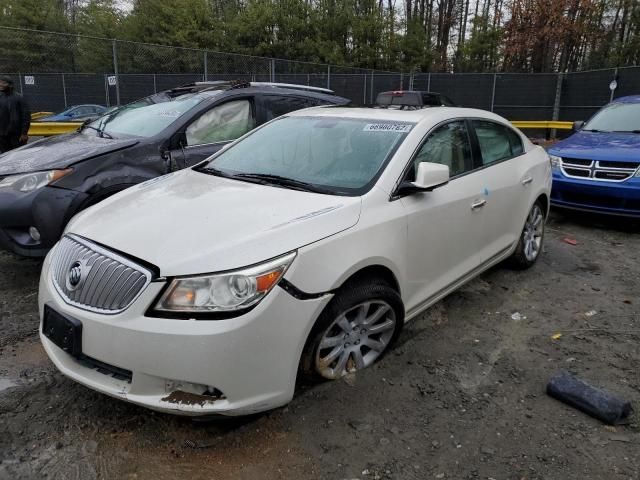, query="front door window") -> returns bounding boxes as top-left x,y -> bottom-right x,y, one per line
186,99 -> 255,146
411,120 -> 474,179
